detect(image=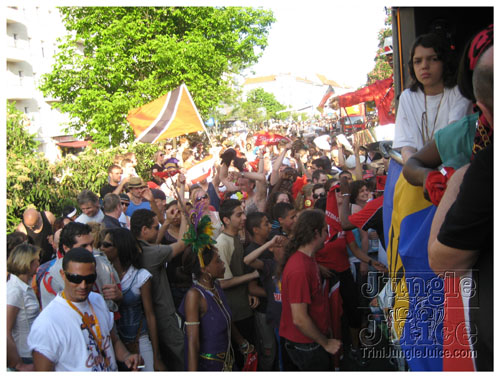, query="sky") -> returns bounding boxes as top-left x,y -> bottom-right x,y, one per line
244,3 -> 389,89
